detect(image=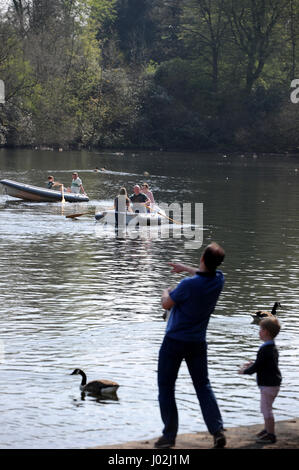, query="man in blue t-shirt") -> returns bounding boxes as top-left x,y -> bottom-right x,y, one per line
155,242 -> 226,449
